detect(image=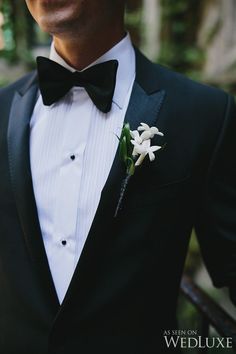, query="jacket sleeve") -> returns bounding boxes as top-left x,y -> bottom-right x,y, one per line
195,94 -> 236,305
